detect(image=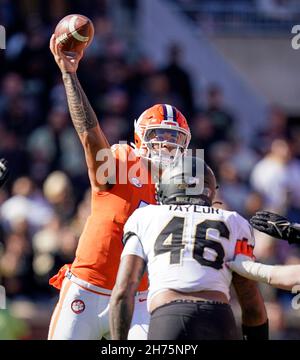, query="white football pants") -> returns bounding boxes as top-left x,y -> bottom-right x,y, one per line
48,277 -> 149,340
